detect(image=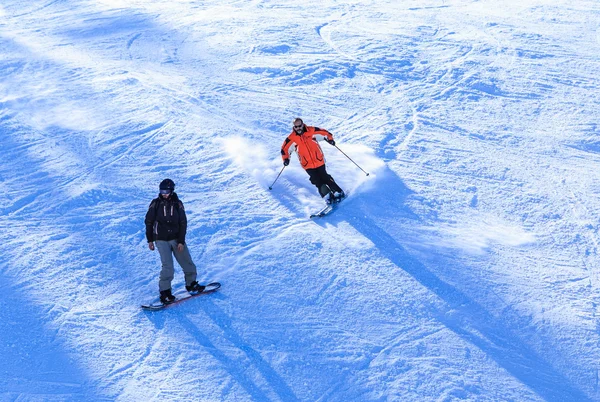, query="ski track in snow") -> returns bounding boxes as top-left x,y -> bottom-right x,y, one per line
1,0 -> 600,401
